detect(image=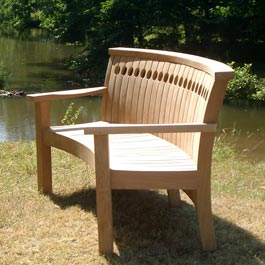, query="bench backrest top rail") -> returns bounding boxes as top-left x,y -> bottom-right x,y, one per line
109,47 -> 234,80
